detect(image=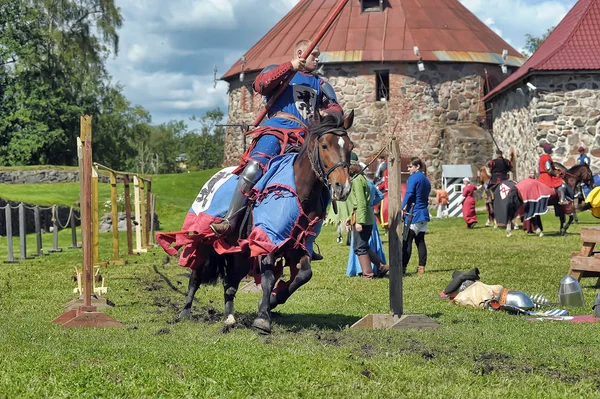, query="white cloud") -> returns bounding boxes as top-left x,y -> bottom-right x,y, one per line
460,0 -> 576,49
106,0 -> 574,124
